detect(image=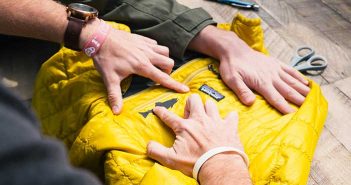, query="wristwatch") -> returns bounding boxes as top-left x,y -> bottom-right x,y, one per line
64,3 -> 98,51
